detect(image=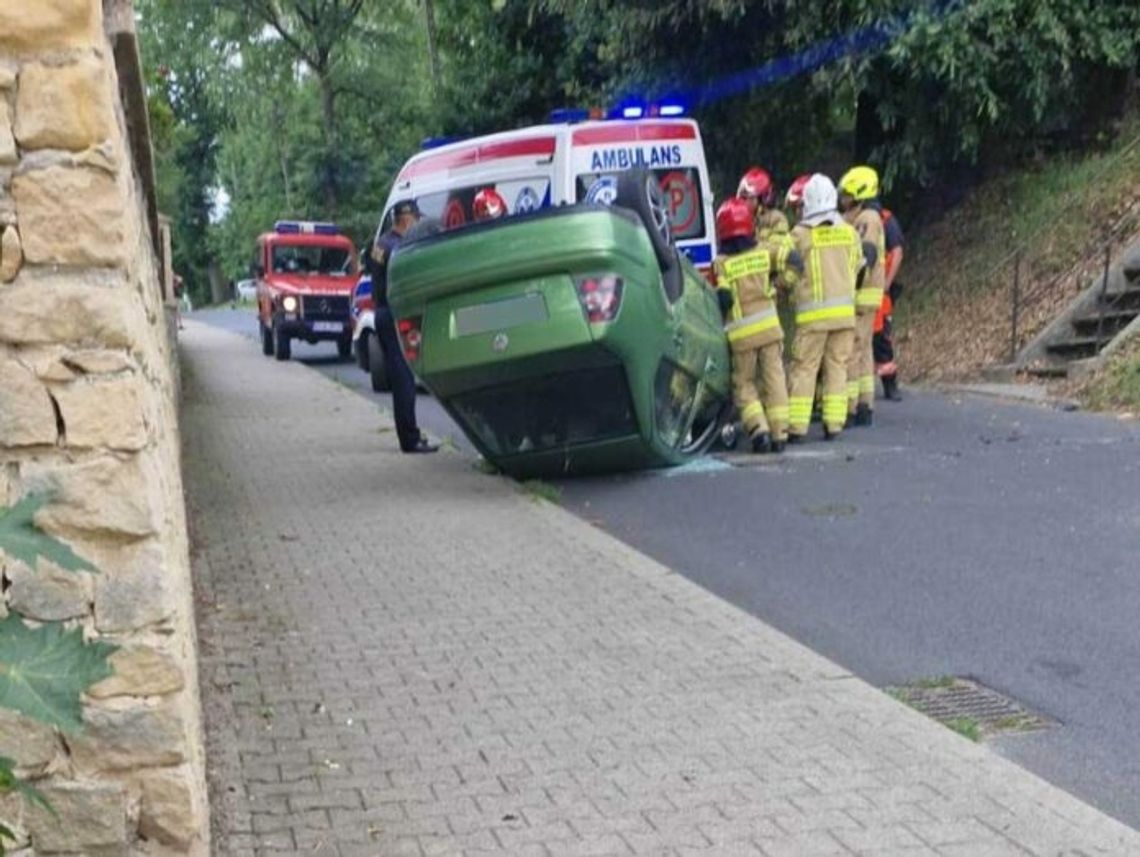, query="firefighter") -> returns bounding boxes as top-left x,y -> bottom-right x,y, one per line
738,167 -> 790,241
838,165 -> 886,426
473,187 -> 508,221
784,173 -> 812,225
786,174 -> 868,442
713,197 -> 803,453
875,204 -> 906,401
